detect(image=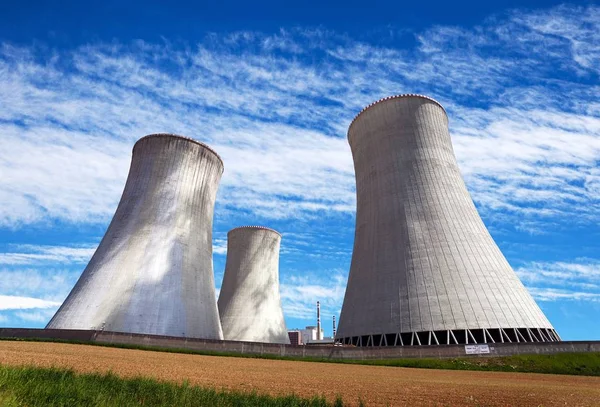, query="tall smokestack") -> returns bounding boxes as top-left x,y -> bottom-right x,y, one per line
316,301 -> 321,340
333,315 -> 337,340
